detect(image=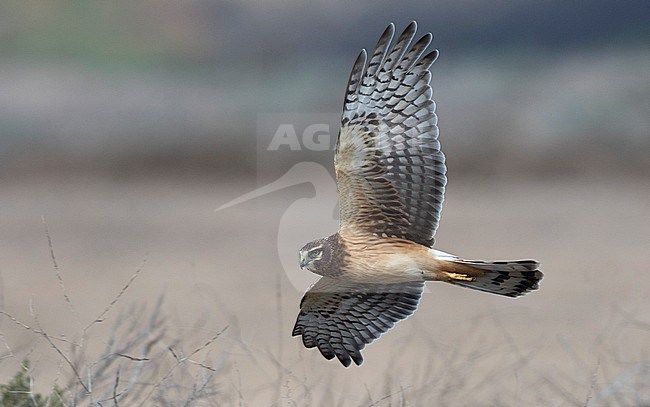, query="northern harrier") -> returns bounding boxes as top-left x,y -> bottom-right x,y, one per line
293,22 -> 543,367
